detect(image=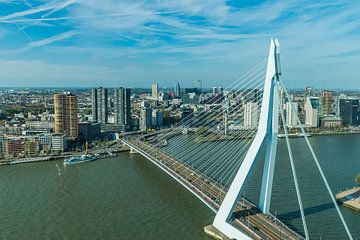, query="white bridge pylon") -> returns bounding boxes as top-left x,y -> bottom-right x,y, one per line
213,38 -> 281,240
